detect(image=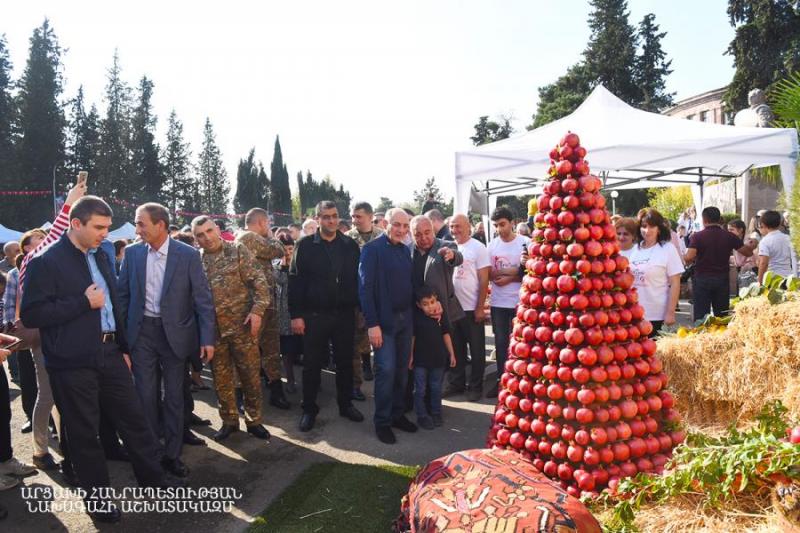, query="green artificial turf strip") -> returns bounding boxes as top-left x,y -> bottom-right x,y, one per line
249,462 -> 419,533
